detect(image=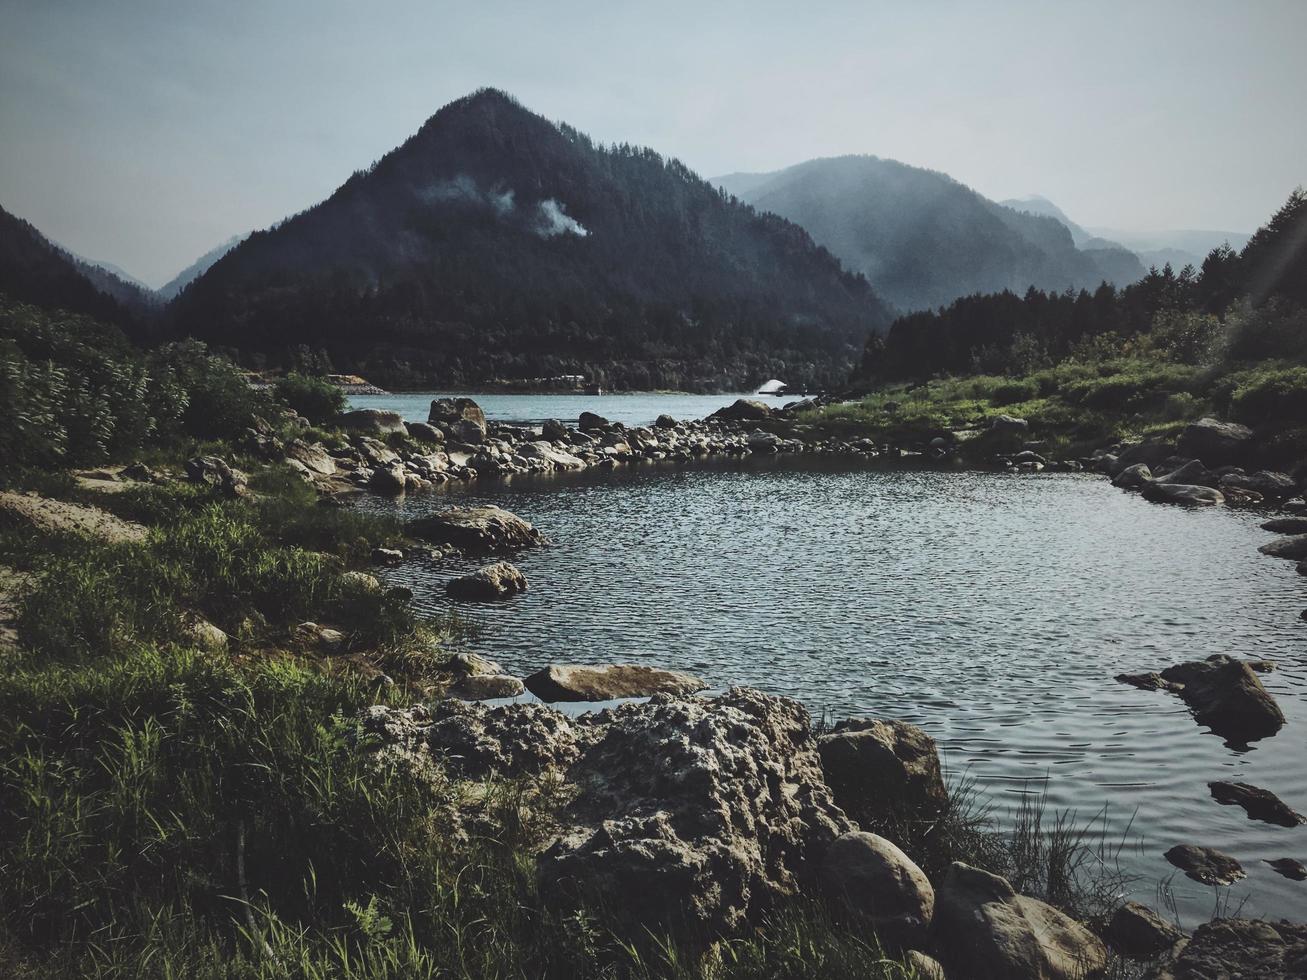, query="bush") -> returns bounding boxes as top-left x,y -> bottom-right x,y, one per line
990,380 -> 1038,406
1226,366 -> 1307,426
273,372 -> 346,425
